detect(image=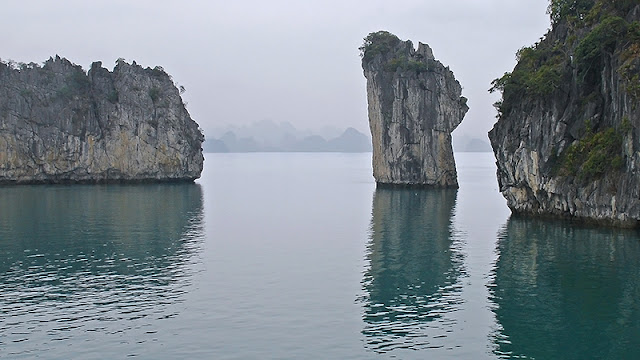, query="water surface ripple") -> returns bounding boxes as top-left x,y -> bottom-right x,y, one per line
360,188 -> 466,353
0,184 -> 204,359
1,153 -> 640,359
490,218 -> 640,360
